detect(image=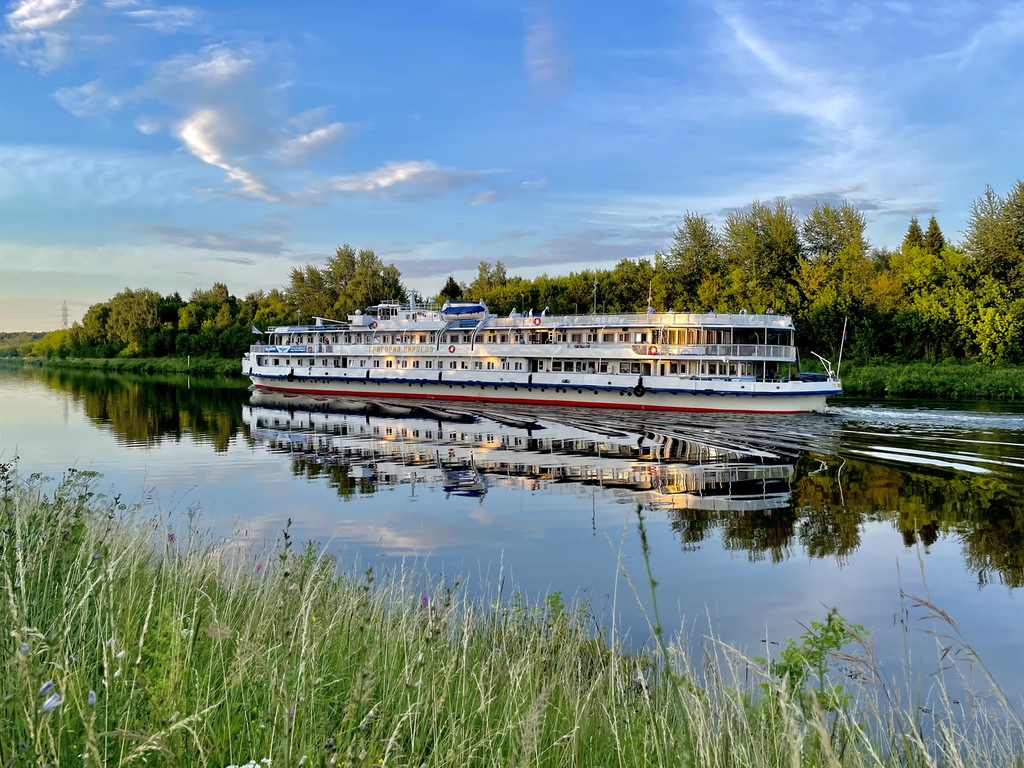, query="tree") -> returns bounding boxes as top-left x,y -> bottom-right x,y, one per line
923,216 -> 945,257
106,288 -> 161,355
801,201 -> 868,266
655,212 -> 723,310
723,199 -> 802,311
438,276 -> 463,302
901,217 -> 924,252
964,182 -> 1024,293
